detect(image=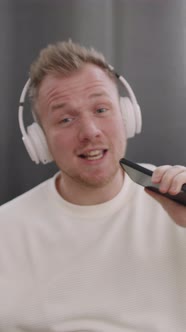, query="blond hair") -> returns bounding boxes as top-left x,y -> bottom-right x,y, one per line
29,40 -> 116,106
